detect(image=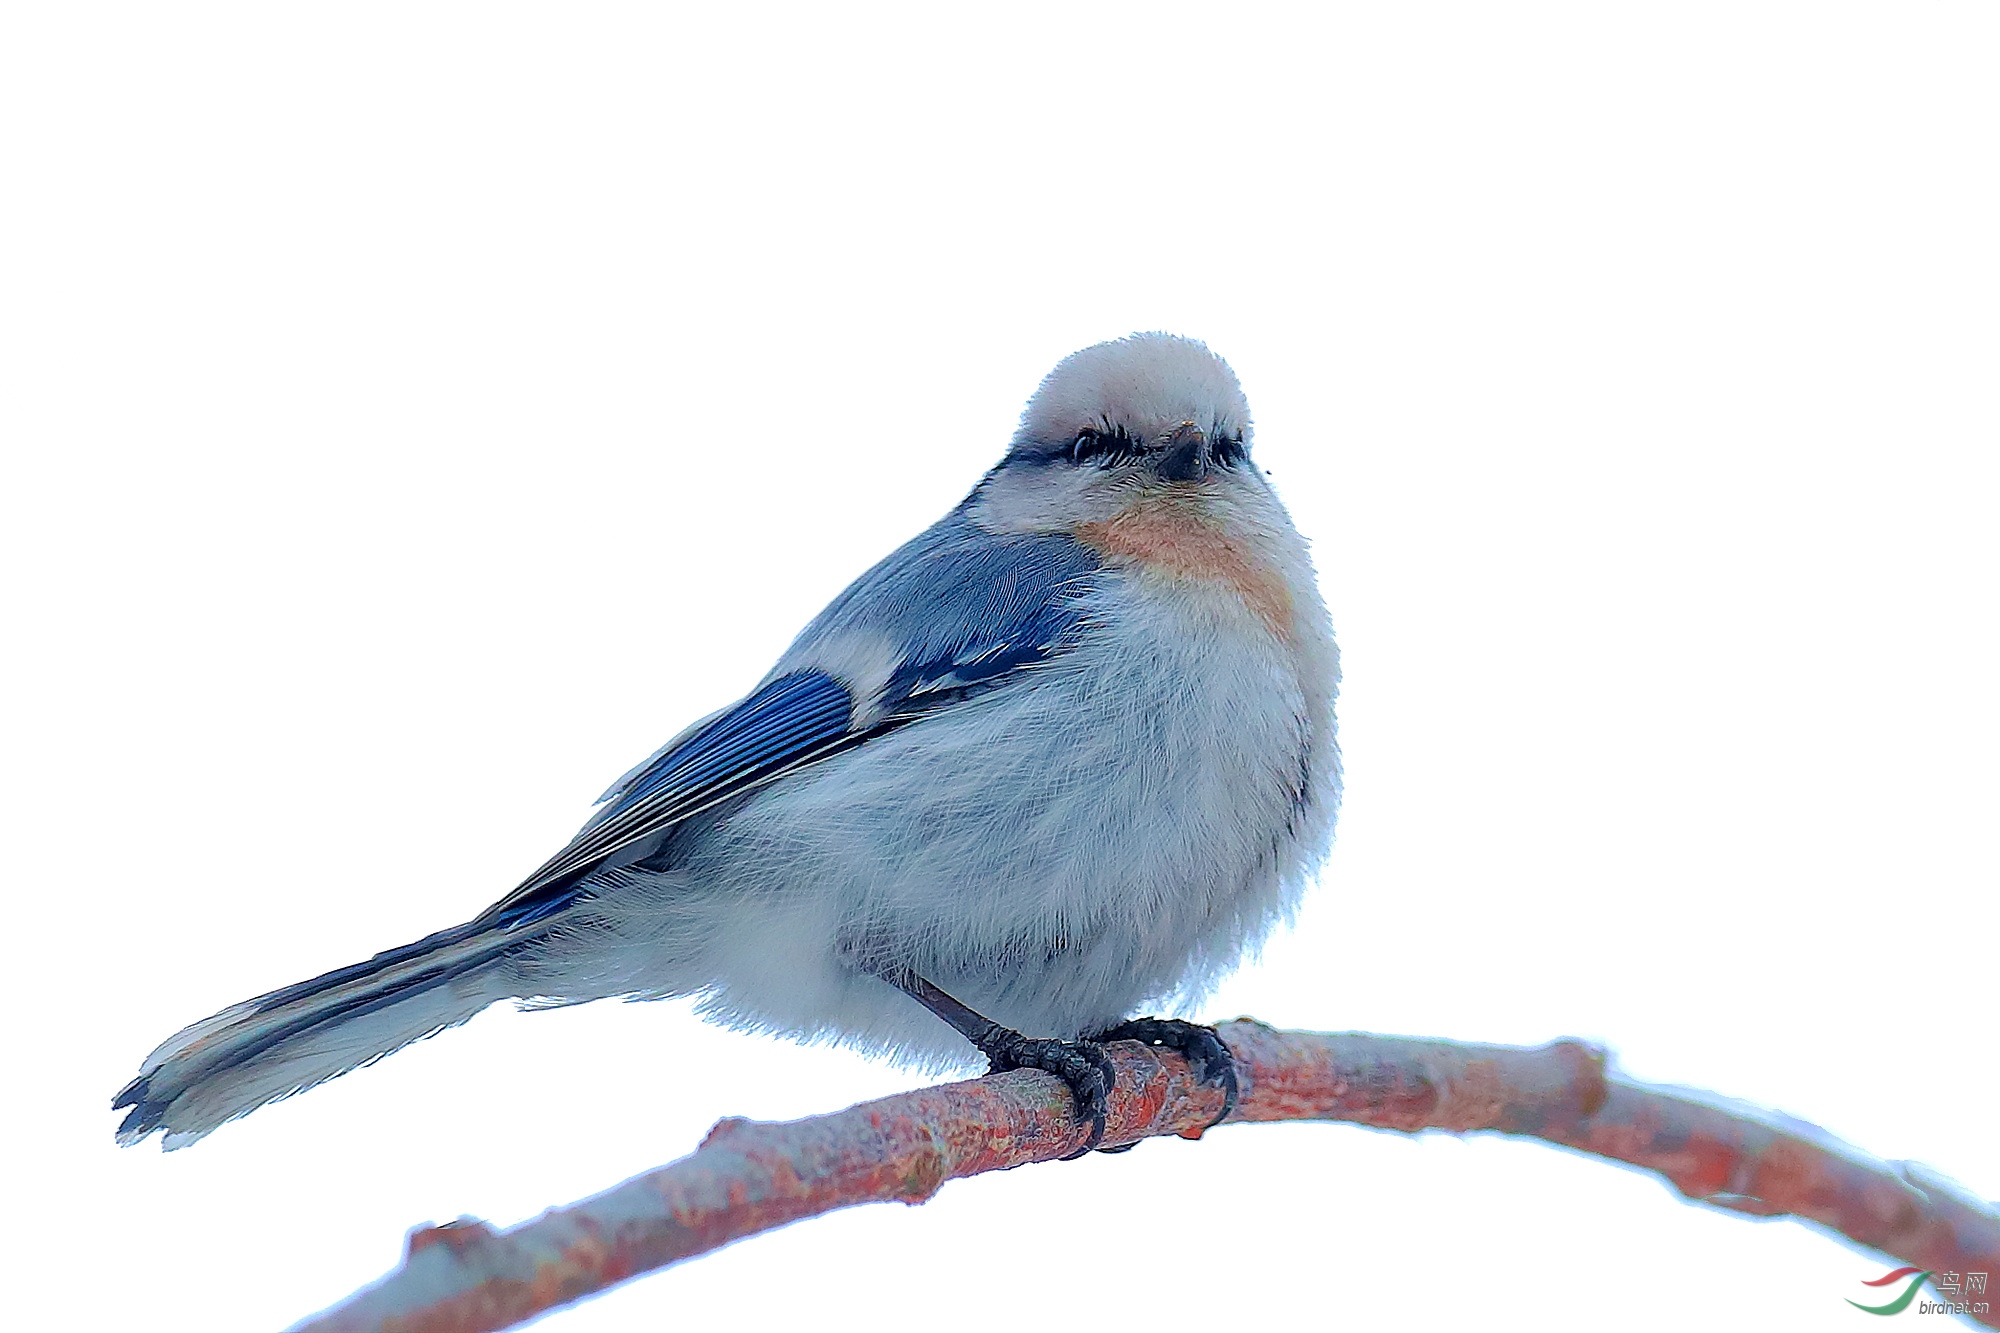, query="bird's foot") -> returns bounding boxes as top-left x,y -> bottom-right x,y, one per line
1091,1017 -> 1239,1129
983,1031 -> 1115,1156
864,968 -> 1118,1156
